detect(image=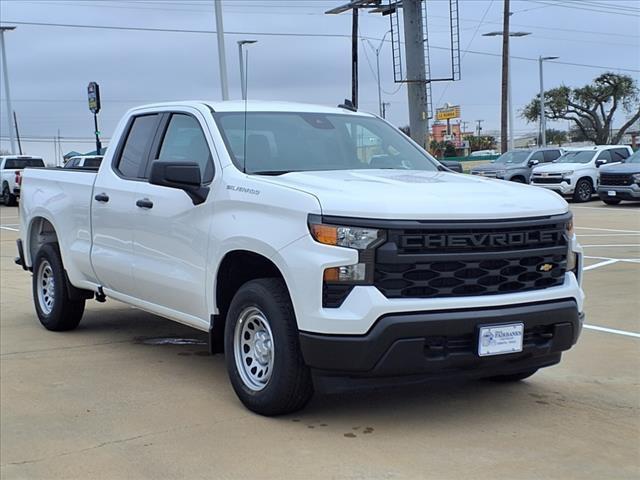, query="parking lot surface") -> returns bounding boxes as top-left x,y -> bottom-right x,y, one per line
1,203 -> 638,480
